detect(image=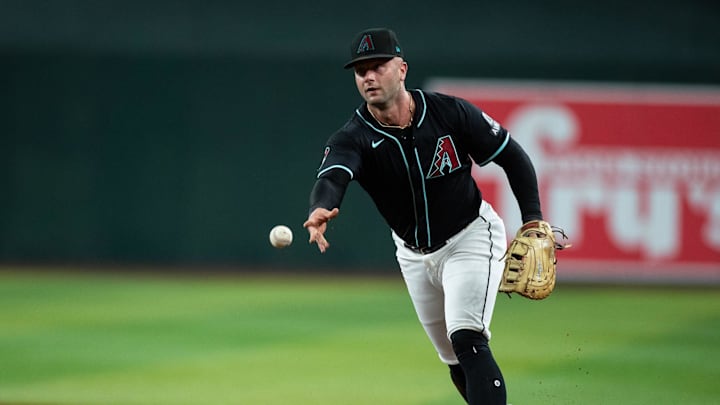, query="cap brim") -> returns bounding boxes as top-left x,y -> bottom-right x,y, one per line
343,54 -> 397,69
